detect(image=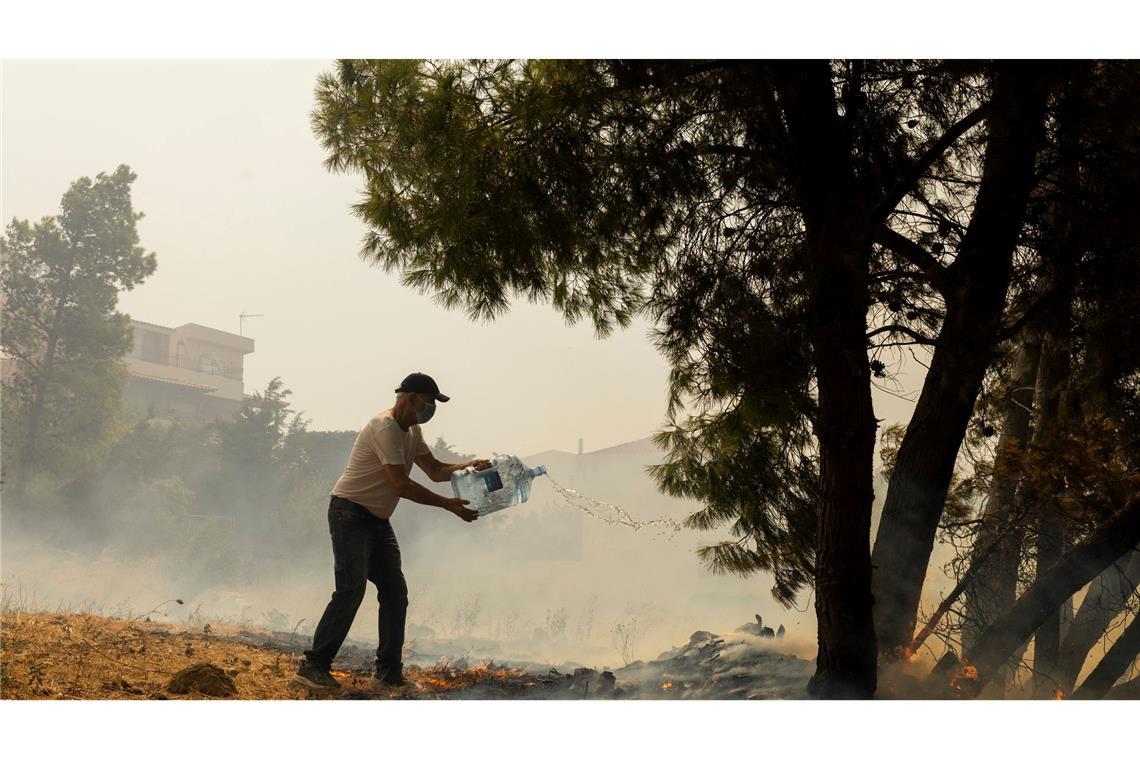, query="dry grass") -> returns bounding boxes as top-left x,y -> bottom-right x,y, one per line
0,609 -> 540,700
